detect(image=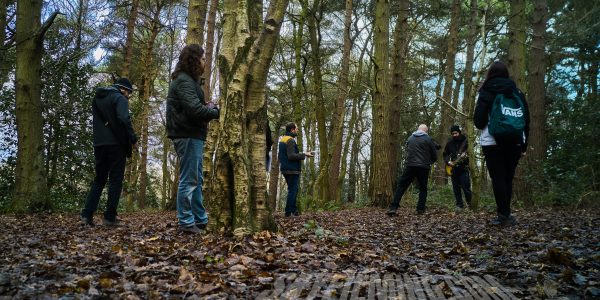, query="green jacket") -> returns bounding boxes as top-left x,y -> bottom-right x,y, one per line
166,73 -> 219,140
